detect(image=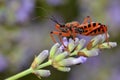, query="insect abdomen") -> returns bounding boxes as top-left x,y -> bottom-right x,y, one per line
86,24 -> 107,36
78,22 -> 107,36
